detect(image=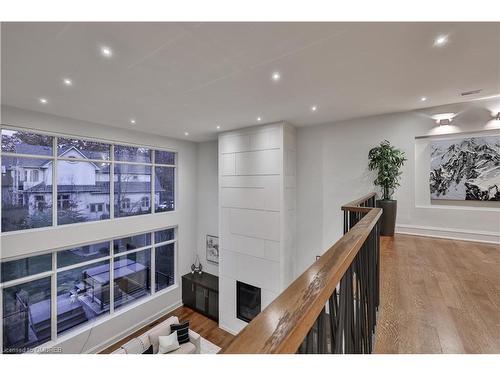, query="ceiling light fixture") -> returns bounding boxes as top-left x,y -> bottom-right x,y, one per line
420,97 -> 427,102
311,105 -> 318,112
130,119 -> 136,124
216,125 -> 221,130
63,78 -> 73,86
184,132 -> 189,136
432,113 -> 455,125
39,98 -> 48,104
257,117 -> 262,122
434,34 -> 448,47
100,45 -> 113,58
271,72 -> 281,81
